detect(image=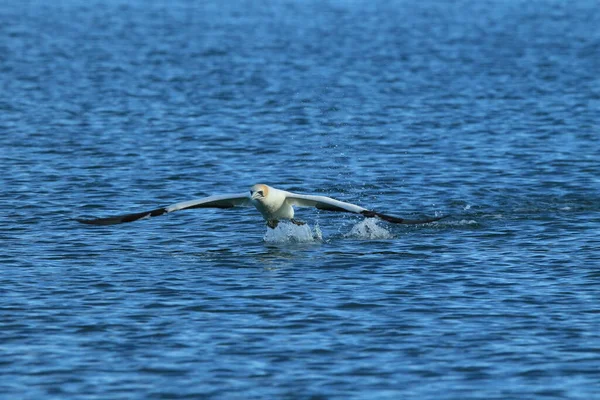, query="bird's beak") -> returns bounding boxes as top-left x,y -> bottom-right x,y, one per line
251,191 -> 260,200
